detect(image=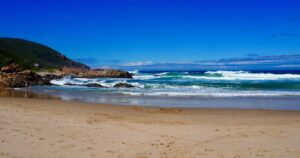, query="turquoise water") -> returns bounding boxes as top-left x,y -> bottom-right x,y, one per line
26,70 -> 300,110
